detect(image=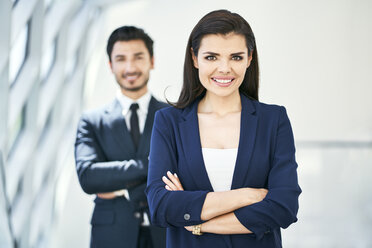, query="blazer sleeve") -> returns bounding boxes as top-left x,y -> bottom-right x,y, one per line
74,114 -> 148,194
145,110 -> 209,228
234,106 -> 302,240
